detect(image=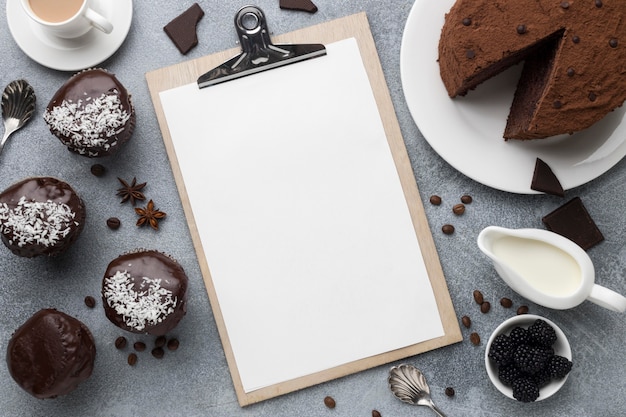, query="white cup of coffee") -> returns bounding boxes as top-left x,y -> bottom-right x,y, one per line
21,0 -> 113,39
